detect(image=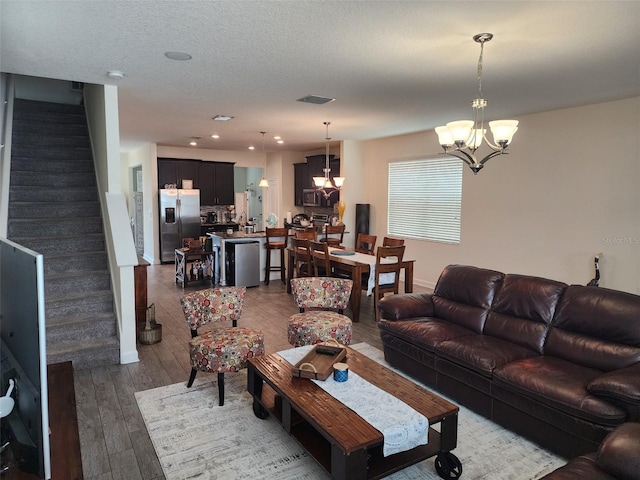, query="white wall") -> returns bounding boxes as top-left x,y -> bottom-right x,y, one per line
122,143 -> 158,263
358,97 -> 640,294
85,83 -> 139,364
